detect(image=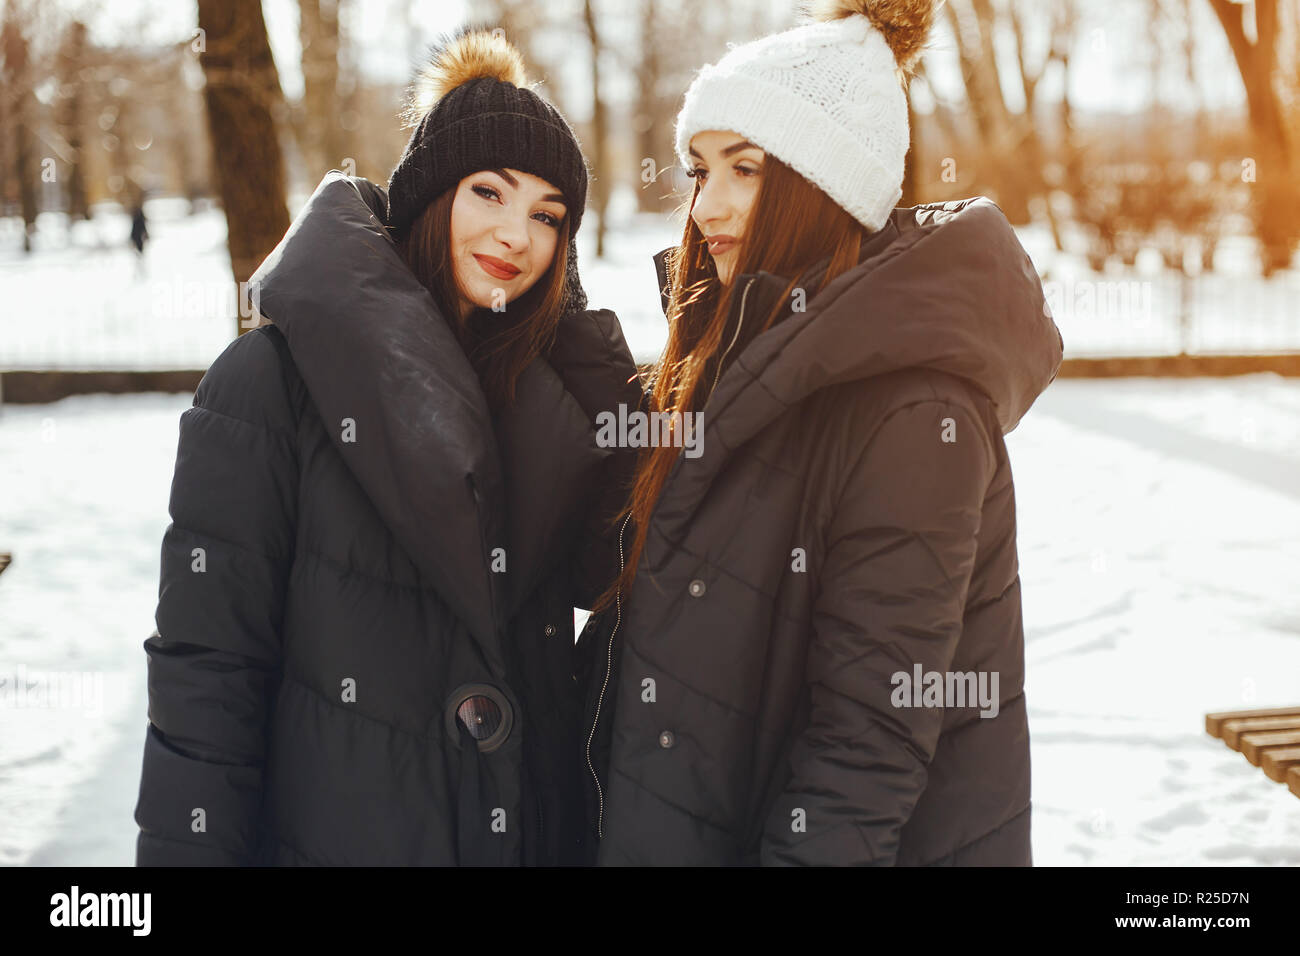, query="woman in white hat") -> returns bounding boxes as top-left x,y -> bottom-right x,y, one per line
577,0 -> 1063,865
